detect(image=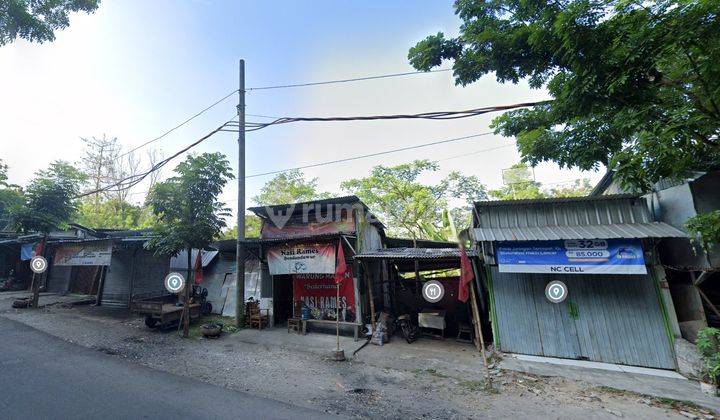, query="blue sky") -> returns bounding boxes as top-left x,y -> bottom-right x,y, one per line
0,1 -> 603,217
